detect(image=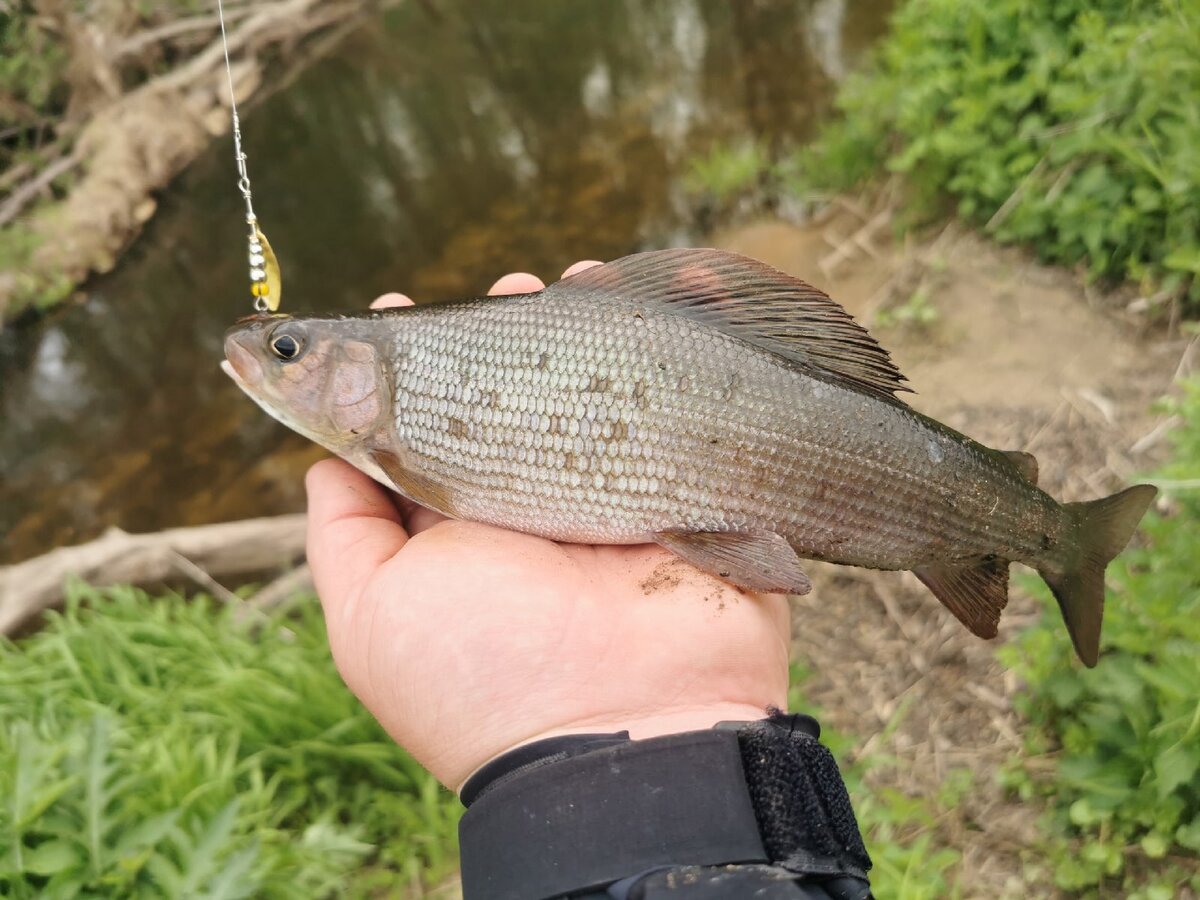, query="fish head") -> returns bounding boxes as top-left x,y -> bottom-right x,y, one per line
222,314 -> 392,454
